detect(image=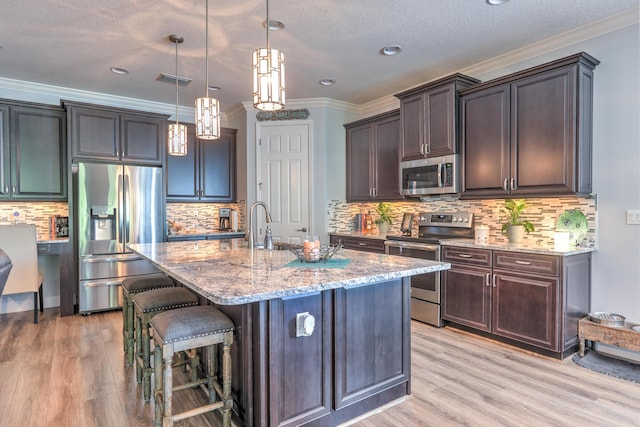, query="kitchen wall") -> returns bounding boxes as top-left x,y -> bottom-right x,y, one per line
329,196 -> 597,247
